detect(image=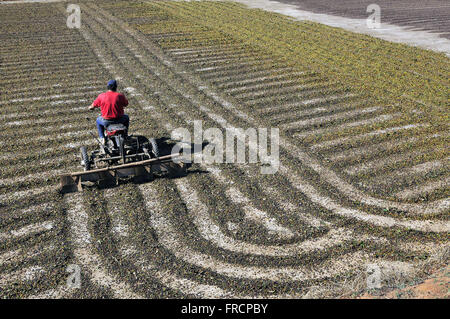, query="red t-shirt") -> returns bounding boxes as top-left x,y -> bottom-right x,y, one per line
93,91 -> 128,119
